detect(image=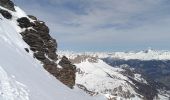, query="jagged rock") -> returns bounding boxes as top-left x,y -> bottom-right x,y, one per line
47,52 -> 58,61
59,56 -> 72,67
58,56 -> 76,88
16,14 -> 76,89
77,84 -> 98,96
32,21 -> 50,40
42,56 -> 76,88
28,15 -> 37,20
17,17 -> 32,28
0,9 -> 12,19
34,51 -> 46,60
24,48 -> 29,53
0,0 -> 15,11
